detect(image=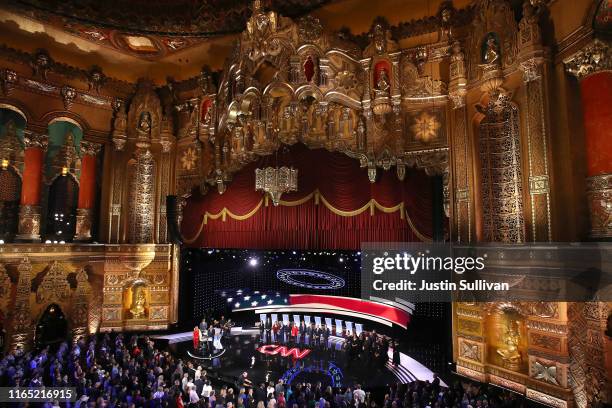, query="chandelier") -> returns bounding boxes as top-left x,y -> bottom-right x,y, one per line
255,166 -> 298,206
